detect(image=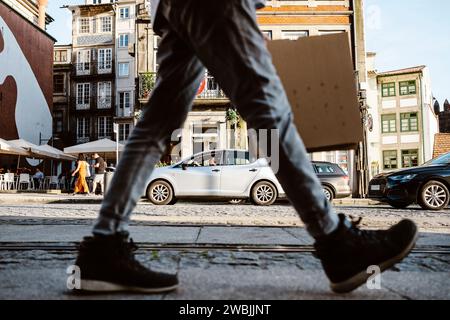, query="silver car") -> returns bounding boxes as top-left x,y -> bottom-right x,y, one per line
145,149 -> 351,205
145,149 -> 285,205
